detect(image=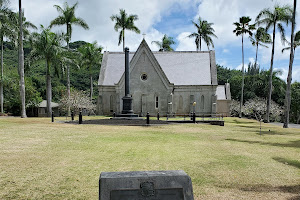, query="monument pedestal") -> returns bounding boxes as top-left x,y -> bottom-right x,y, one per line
115,96 -> 139,118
